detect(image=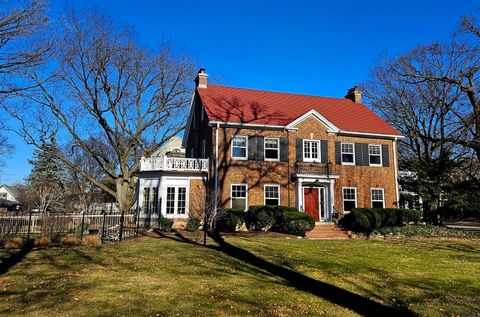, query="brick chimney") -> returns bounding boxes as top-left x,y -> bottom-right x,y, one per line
345,86 -> 362,104
194,68 -> 208,89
